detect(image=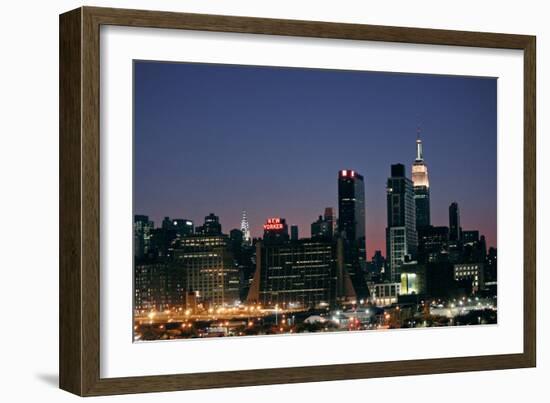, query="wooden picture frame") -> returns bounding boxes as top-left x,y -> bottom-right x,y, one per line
59,6 -> 536,396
